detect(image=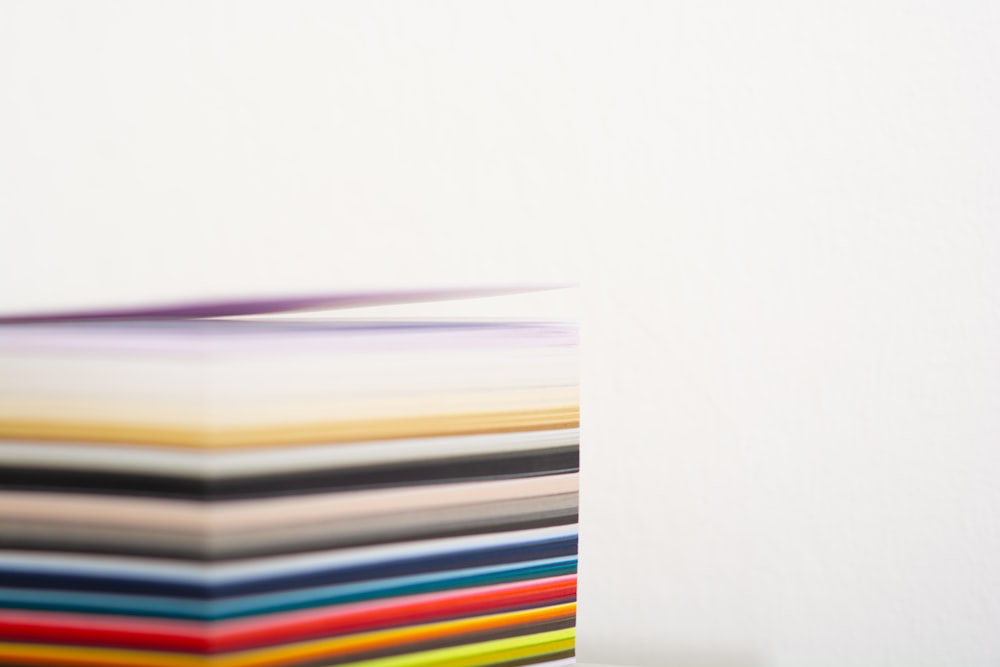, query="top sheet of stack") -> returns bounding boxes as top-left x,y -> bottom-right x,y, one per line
0,288 -> 578,451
